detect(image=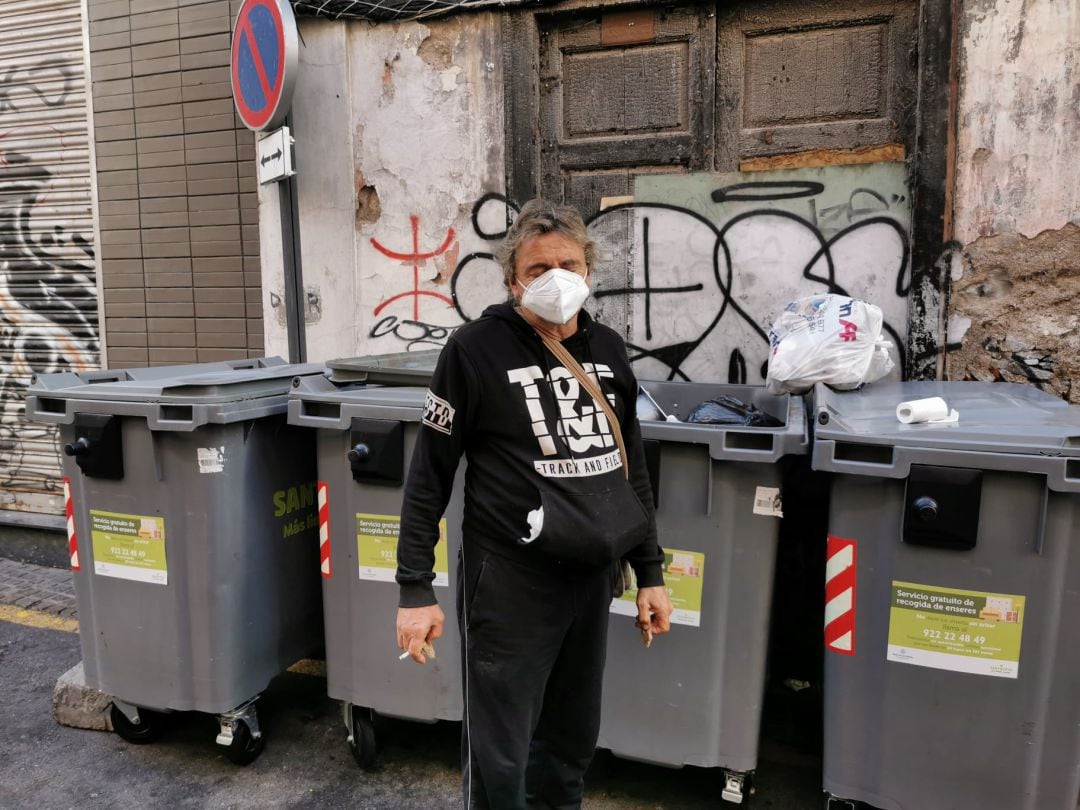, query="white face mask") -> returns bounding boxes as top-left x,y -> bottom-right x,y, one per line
516,268 -> 590,325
